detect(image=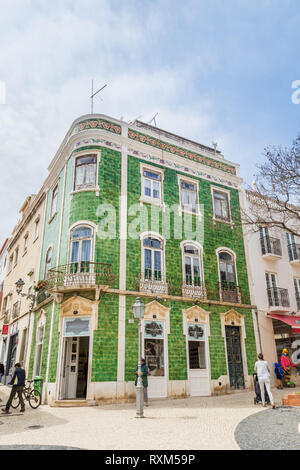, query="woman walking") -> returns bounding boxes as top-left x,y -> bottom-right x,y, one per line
254,353 -> 275,409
